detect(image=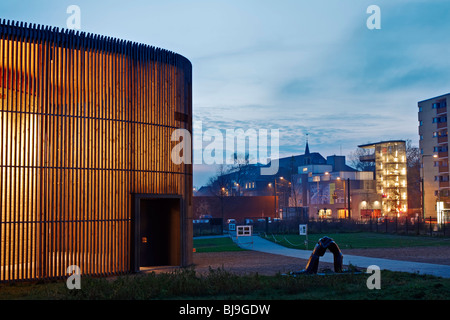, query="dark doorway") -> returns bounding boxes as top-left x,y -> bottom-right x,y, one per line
138,198 -> 181,268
